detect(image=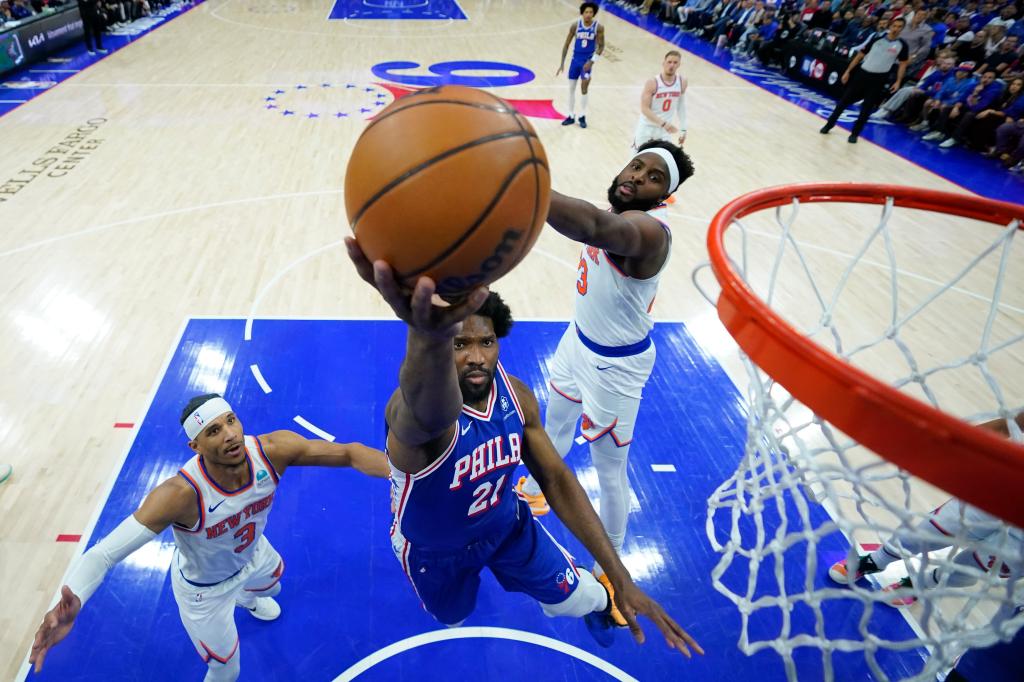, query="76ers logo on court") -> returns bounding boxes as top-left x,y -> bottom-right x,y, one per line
556,566 -> 576,594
